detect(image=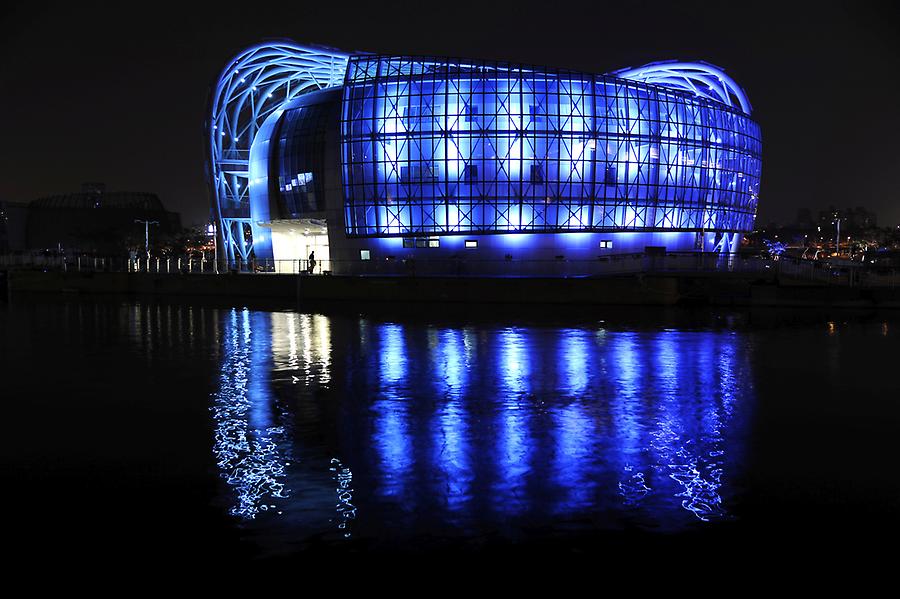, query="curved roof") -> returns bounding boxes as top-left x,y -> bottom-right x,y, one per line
343,54 -> 753,116
207,40 -> 350,260
208,41 -> 349,209
611,61 -> 752,115
32,192 -> 165,211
